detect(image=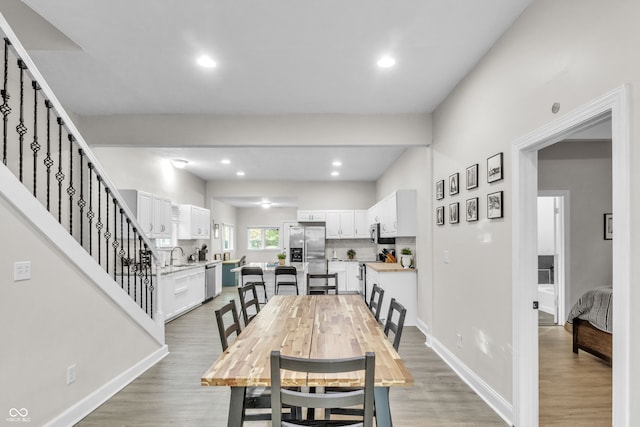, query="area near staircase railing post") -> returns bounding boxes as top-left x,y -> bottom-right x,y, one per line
0,15 -> 160,322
